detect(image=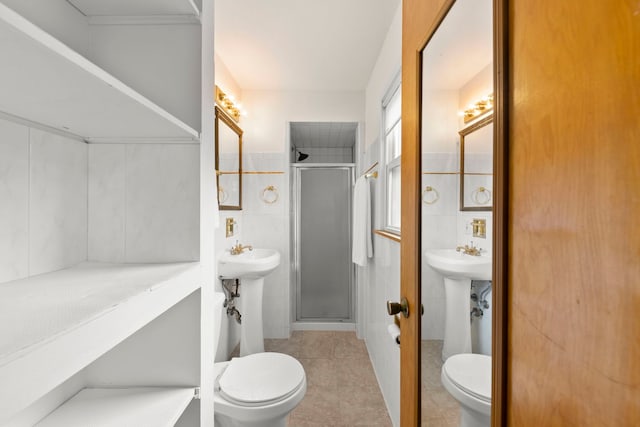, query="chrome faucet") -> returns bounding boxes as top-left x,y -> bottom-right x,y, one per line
230,241 -> 253,255
456,243 -> 482,256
